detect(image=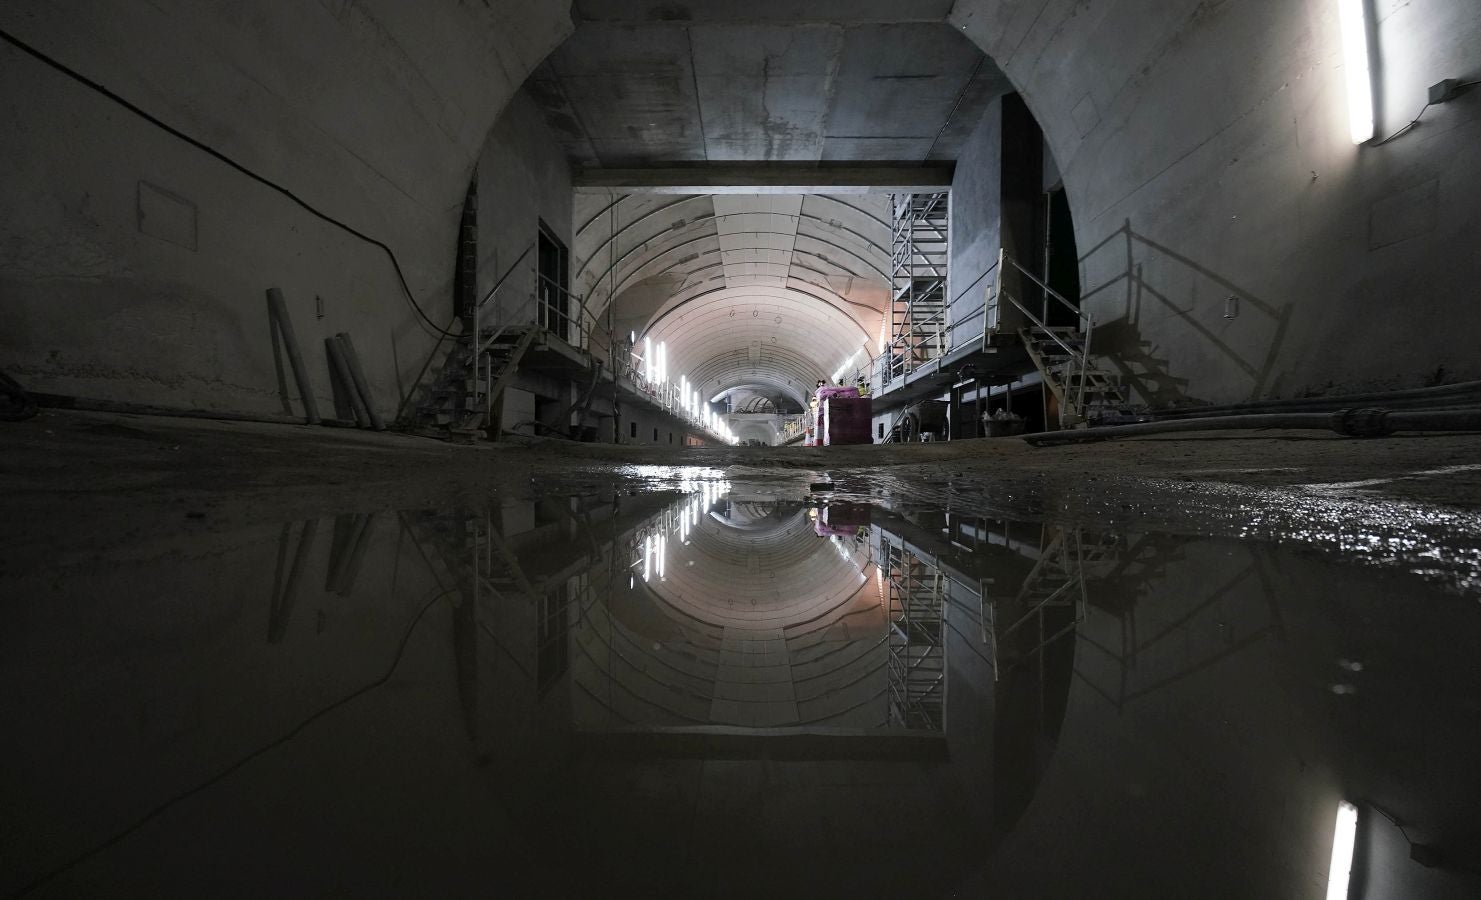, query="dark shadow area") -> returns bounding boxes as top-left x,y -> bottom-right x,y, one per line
1079,219 -> 1295,406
